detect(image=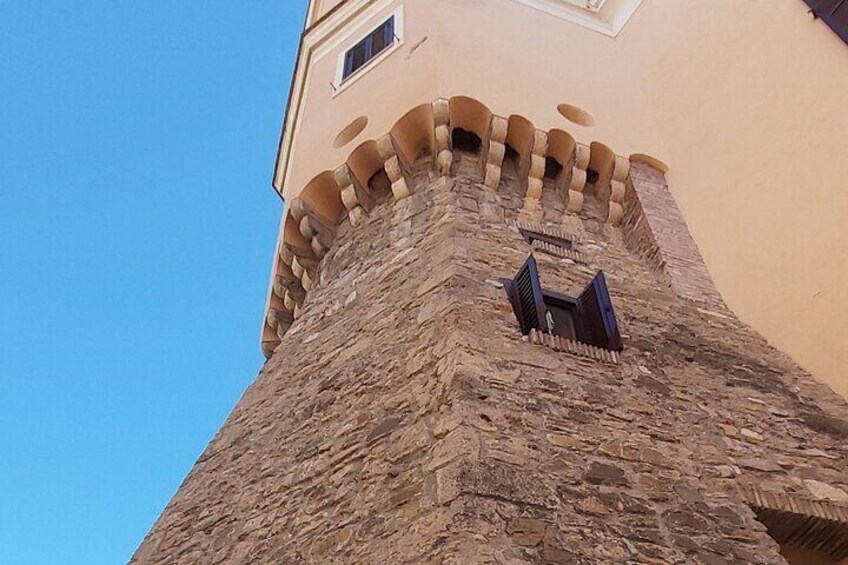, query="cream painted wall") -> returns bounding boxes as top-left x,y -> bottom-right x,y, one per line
281,0 -> 438,194
311,0 -> 347,23
281,0 -> 847,397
